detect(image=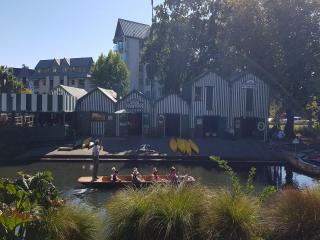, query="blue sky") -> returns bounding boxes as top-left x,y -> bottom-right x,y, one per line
0,0 -> 161,68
